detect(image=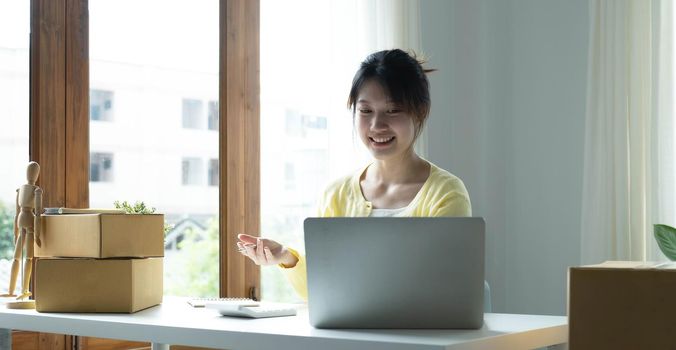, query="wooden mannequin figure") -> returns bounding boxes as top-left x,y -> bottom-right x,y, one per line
1,162 -> 42,308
